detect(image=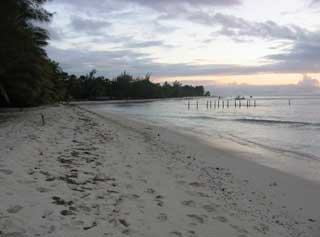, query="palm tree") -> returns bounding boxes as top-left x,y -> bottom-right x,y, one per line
0,0 -> 53,106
